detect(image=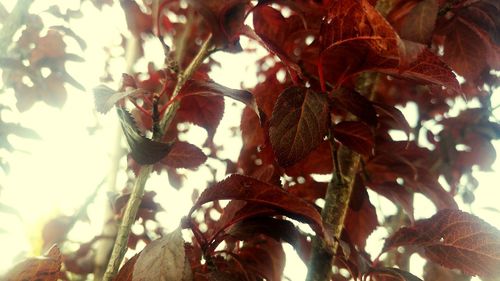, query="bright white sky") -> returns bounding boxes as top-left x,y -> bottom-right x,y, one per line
0,1 -> 499,280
